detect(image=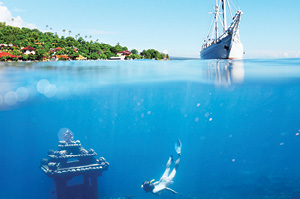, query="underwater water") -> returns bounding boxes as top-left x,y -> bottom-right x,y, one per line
1,58 -> 300,199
